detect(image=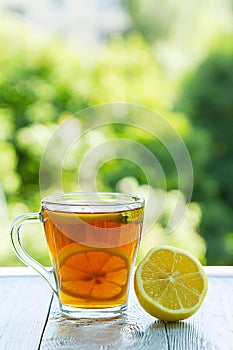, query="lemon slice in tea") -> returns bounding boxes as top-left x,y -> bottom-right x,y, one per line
134,246 -> 208,321
58,244 -> 129,300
